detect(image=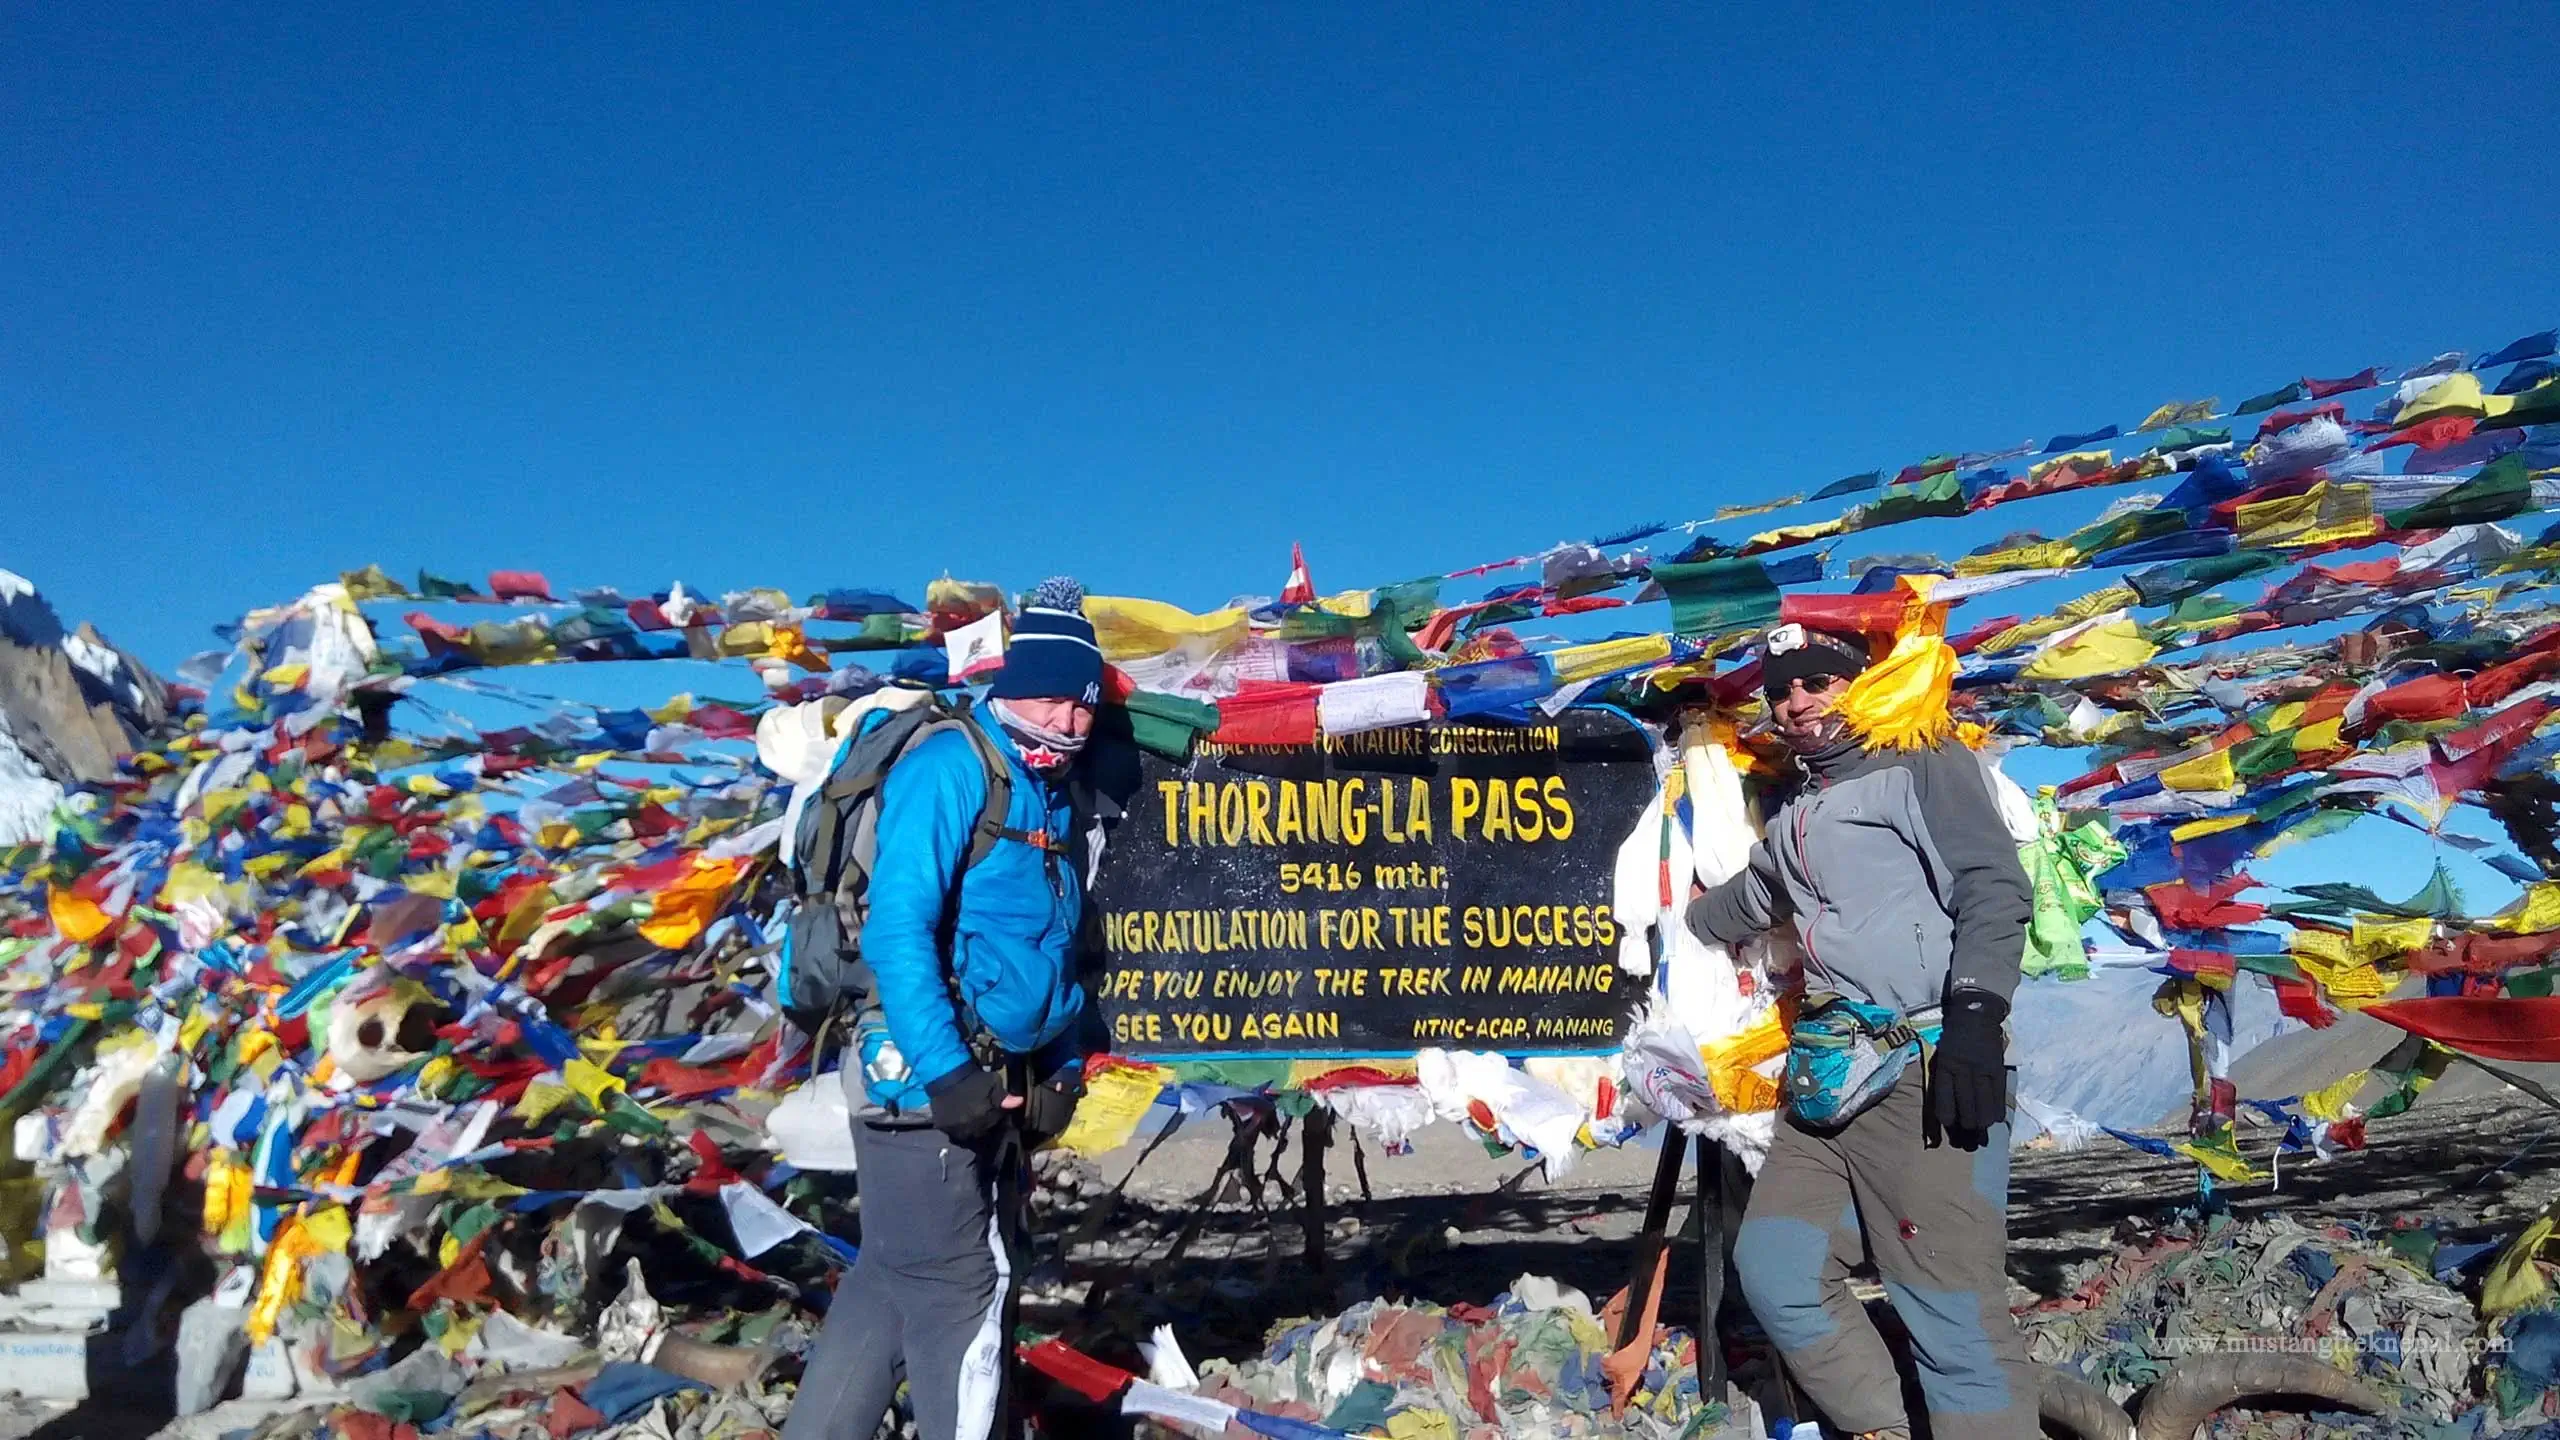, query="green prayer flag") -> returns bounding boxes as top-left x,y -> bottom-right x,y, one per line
417,570 -> 483,600
2167,593 -> 2246,627
2480,375 -> 2560,431
340,564 -> 405,600
2128,549 -> 2284,607
2064,505 -> 2185,559
2231,730 -> 2300,781
1856,470 -> 1967,529
2384,454 -> 2533,531
1651,557 -> 1782,637
2283,862 -> 2464,919
2235,380 -> 2308,415
2236,952 -> 2304,981
1111,689 -> 1220,761
1372,575 -> 1443,615
2146,425 -> 2232,452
